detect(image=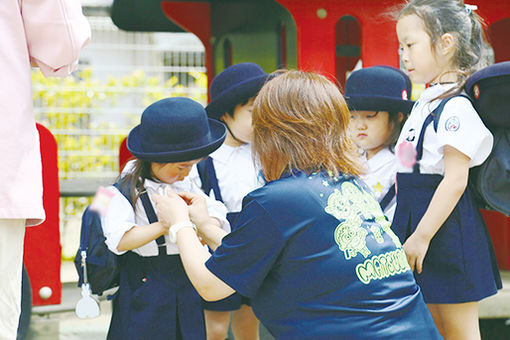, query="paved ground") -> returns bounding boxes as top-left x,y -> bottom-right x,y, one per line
25,262 -> 510,339
27,282 -> 112,340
